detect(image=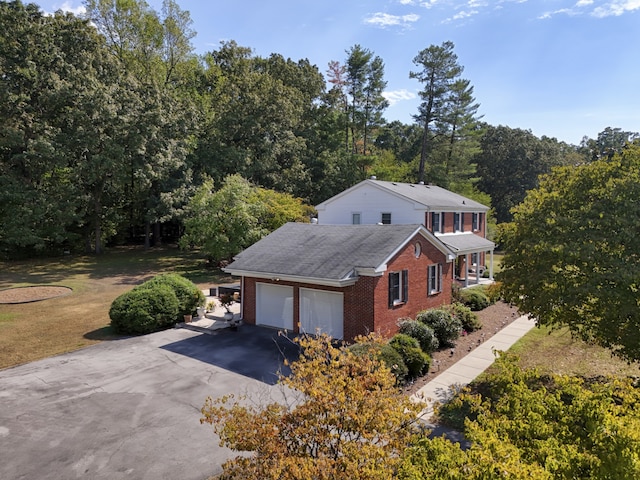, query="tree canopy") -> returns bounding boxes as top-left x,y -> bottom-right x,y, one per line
201,334 -> 424,479
499,142 -> 640,362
